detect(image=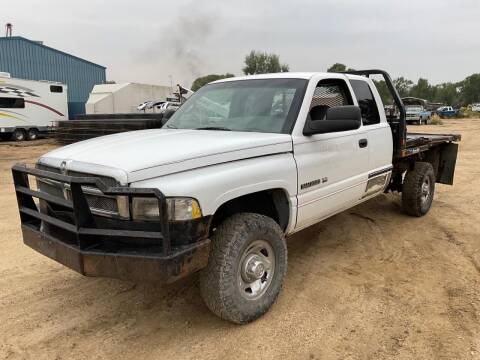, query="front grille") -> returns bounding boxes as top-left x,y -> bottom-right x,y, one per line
35,163 -> 125,218
85,192 -> 119,213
